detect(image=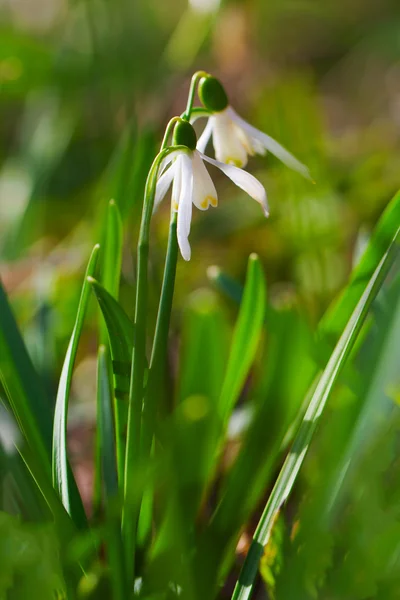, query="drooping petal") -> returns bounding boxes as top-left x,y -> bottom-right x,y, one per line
158,149 -> 182,175
212,111 -> 248,168
249,135 -> 267,156
196,119 -> 214,153
232,122 -> 255,156
227,107 -> 312,180
191,150 -> 218,211
154,162 -> 176,211
177,153 -> 194,261
201,153 -> 269,217
171,155 -> 184,211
